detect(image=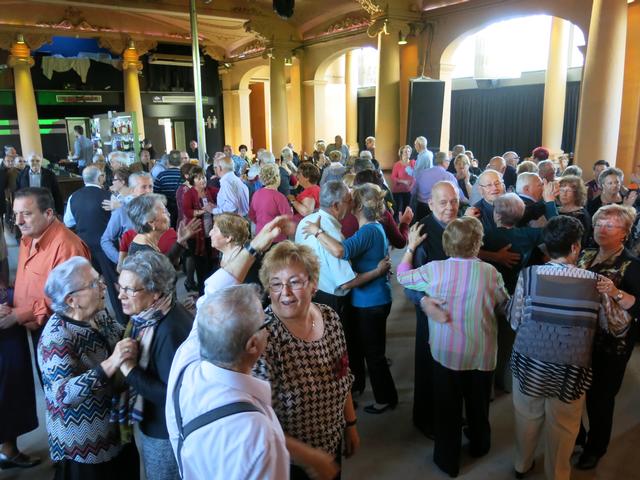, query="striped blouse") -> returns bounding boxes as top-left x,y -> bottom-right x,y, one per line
397,257 -> 509,371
